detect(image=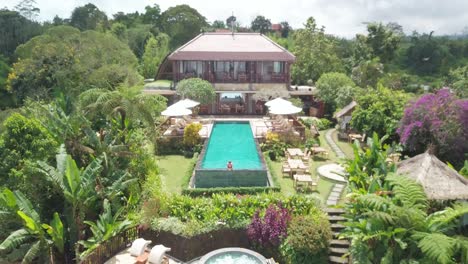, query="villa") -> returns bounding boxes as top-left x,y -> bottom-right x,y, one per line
149,32 -> 322,115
